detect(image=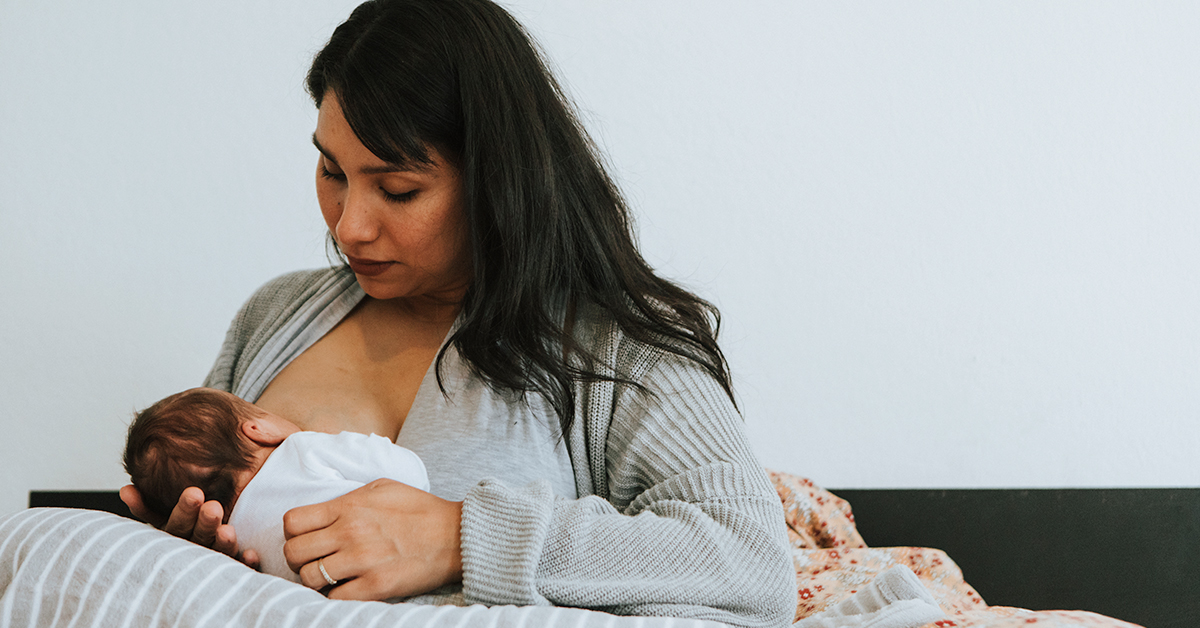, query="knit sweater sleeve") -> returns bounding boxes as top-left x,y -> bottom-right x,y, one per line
458,351 -> 796,628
